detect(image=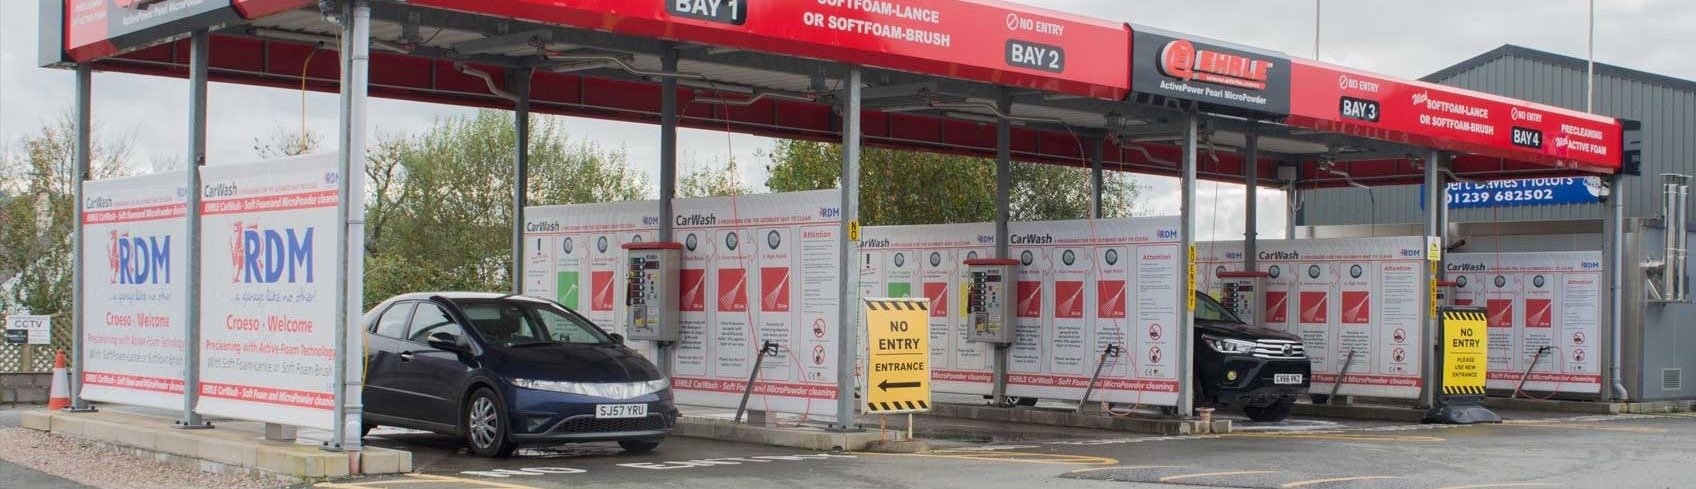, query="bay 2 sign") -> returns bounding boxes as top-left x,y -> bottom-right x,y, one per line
197,154 -> 341,429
